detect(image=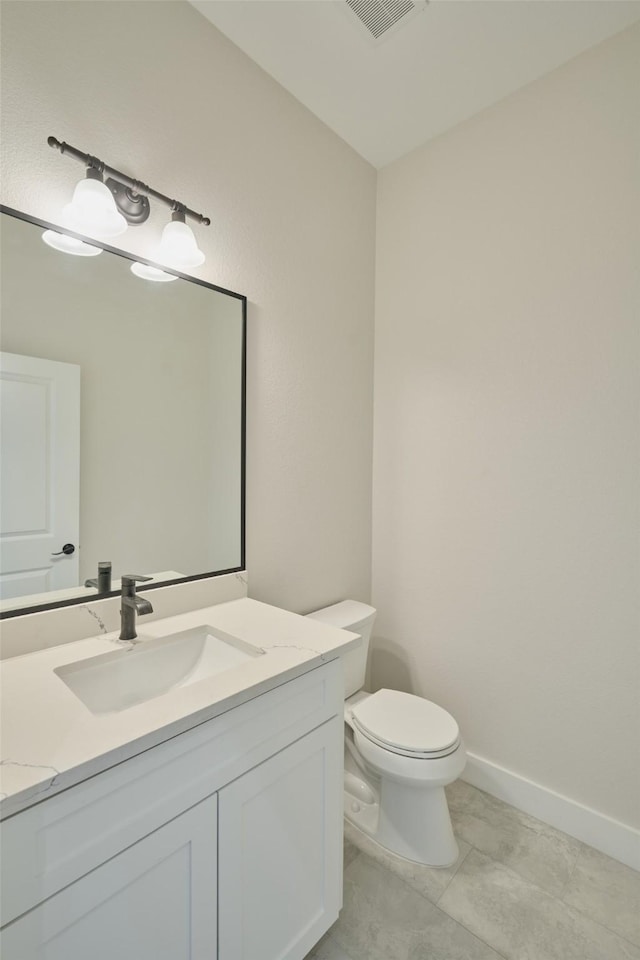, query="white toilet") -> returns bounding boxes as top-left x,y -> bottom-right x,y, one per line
307,600 -> 465,867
